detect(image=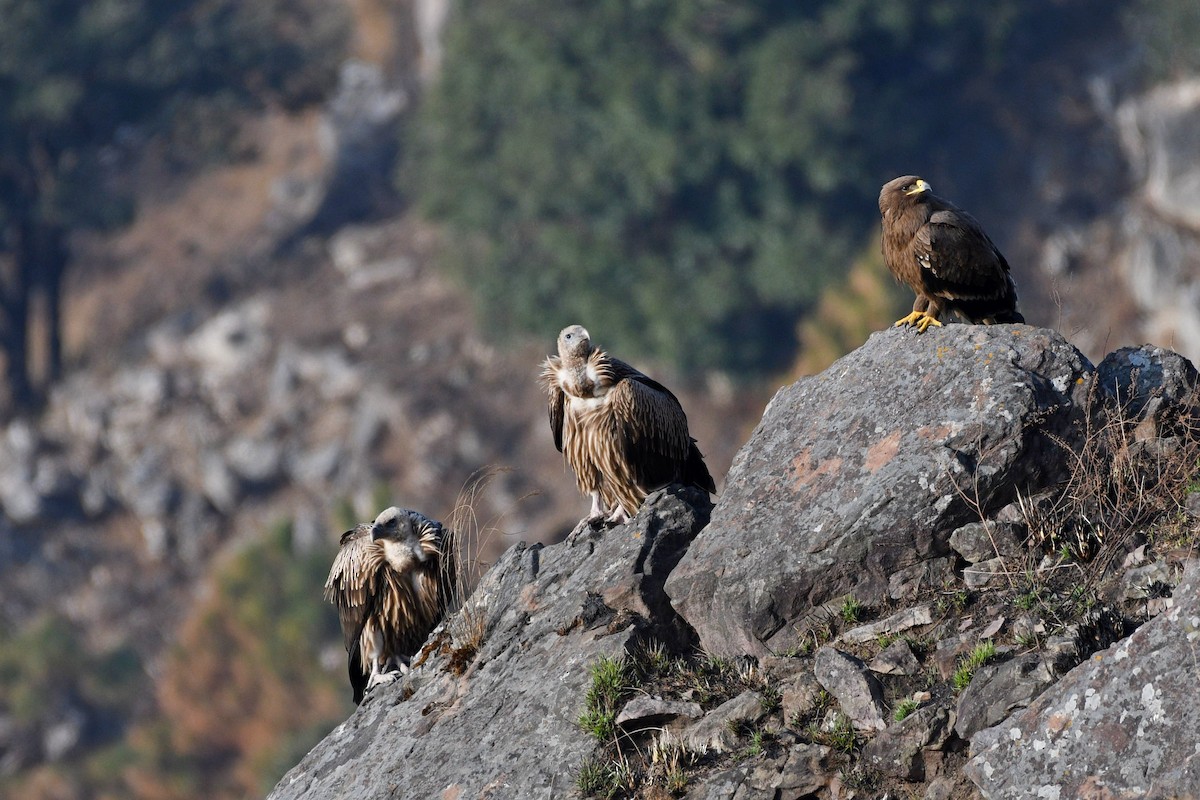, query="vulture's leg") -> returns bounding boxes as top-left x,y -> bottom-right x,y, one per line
606,505 -> 632,525
365,670 -> 400,693
363,628 -> 398,697
584,492 -> 606,524
366,627 -> 385,680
